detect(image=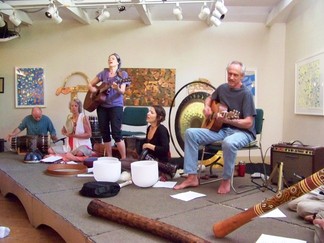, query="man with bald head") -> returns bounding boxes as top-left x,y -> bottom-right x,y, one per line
7,107 -> 58,142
